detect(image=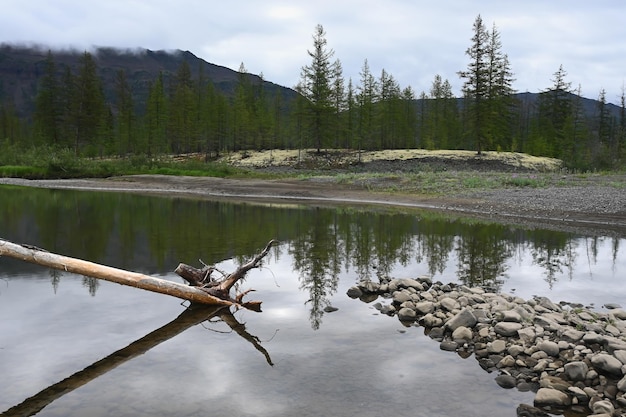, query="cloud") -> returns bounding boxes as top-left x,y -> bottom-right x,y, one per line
0,0 -> 624,102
